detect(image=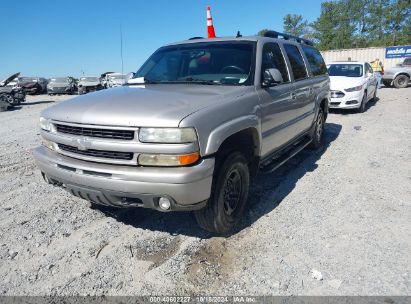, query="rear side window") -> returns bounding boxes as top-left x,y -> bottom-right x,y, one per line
302,45 -> 327,76
283,44 -> 308,80
261,43 -> 290,83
